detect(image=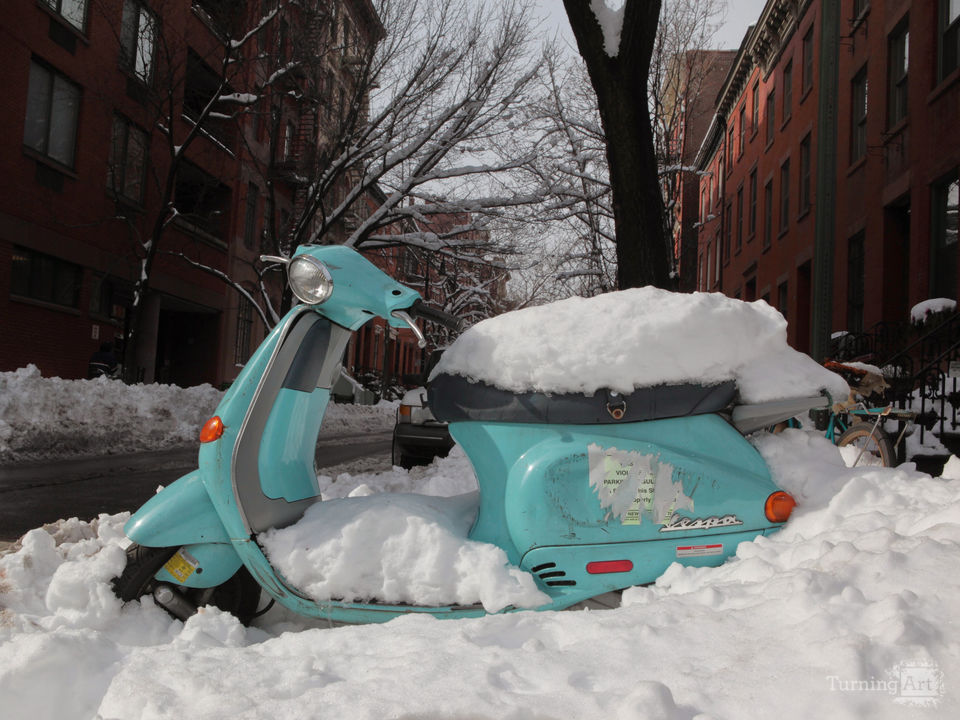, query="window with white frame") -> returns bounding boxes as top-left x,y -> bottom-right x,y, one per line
23,59 -> 81,169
